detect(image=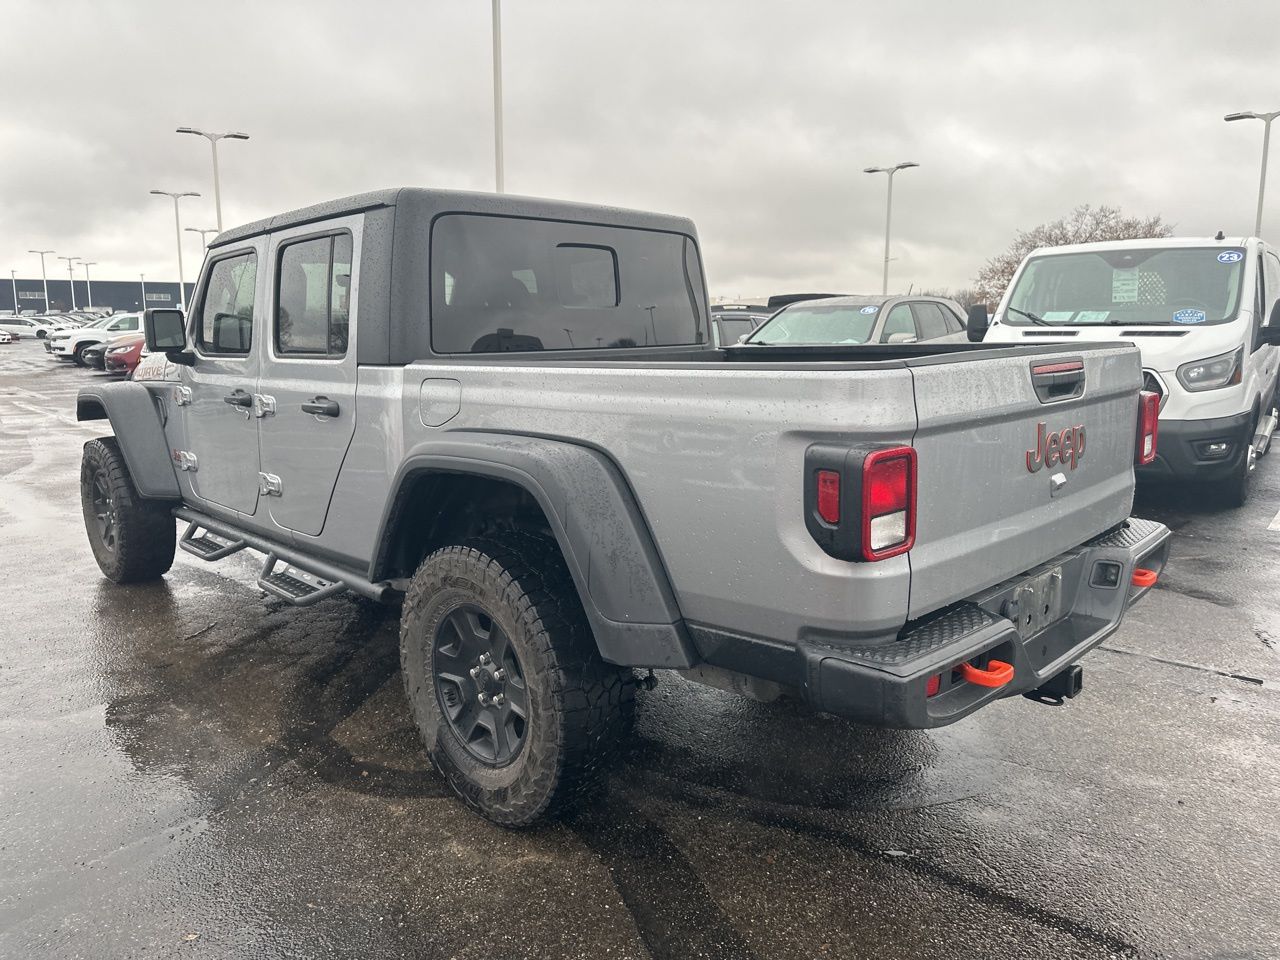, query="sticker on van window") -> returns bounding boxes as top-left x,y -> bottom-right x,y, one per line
1112,267 -> 1138,303
1172,308 -> 1207,324
1217,250 -> 1244,264
1076,310 -> 1110,323
1041,311 -> 1075,322
859,305 -> 879,314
